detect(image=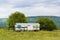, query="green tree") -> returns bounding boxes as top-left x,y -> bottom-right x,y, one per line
8,11 -> 27,30
36,18 -> 57,31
